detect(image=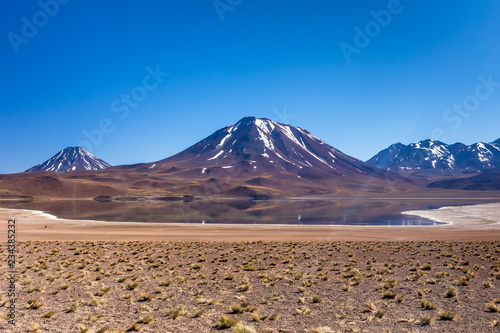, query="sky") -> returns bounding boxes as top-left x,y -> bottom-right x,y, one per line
1,1 -> 499,174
